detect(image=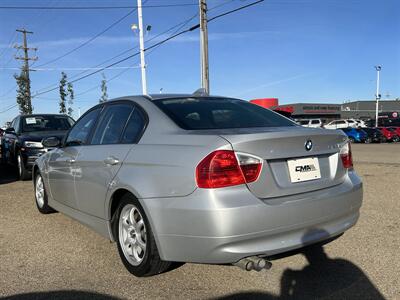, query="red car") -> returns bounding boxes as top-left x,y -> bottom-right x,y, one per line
378,127 -> 399,143
388,127 -> 400,137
